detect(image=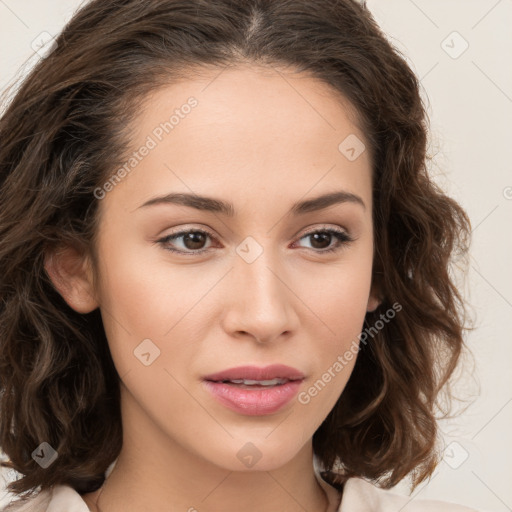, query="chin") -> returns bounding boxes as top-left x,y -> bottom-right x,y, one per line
202,436 -> 306,473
